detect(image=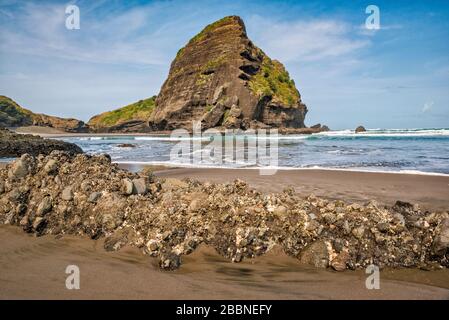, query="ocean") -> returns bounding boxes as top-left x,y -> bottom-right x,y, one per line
60,128 -> 449,175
